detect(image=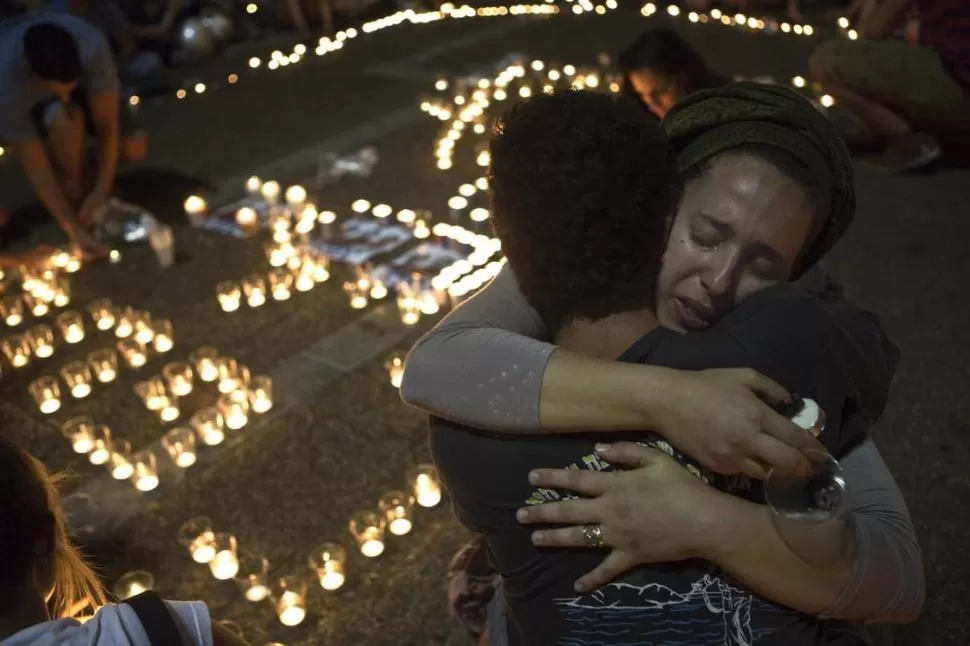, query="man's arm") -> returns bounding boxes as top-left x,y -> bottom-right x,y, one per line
14,138 -> 83,238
